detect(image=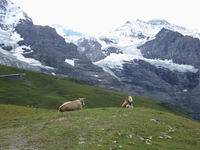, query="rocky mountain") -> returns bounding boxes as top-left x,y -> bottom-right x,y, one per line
139,28 -> 200,67
0,0 -> 44,71
1,0 -> 200,119
15,20 -> 79,68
